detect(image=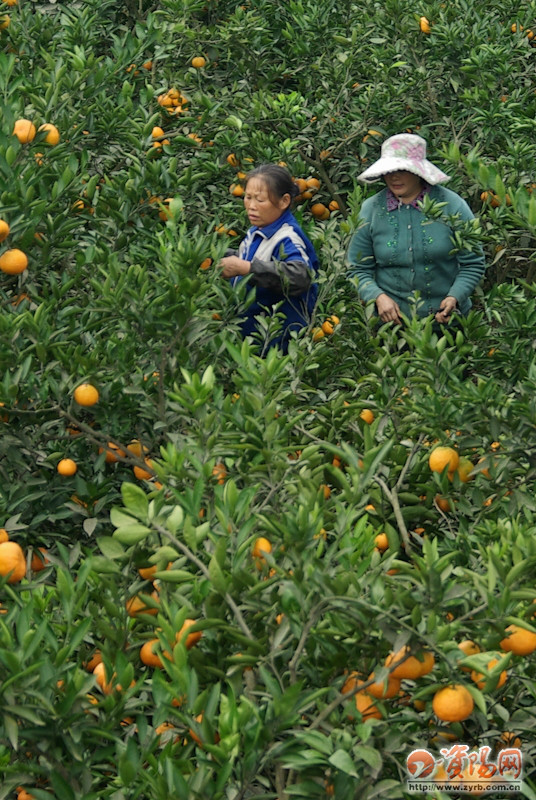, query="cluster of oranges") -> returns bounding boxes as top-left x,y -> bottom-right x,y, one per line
156,87 -> 189,114
343,622 -> 536,726
510,22 -> 535,42
428,444 -> 501,511
311,314 -> 340,341
0,0 -> 16,30
0,528 -> 49,588
0,118 -> 61,275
